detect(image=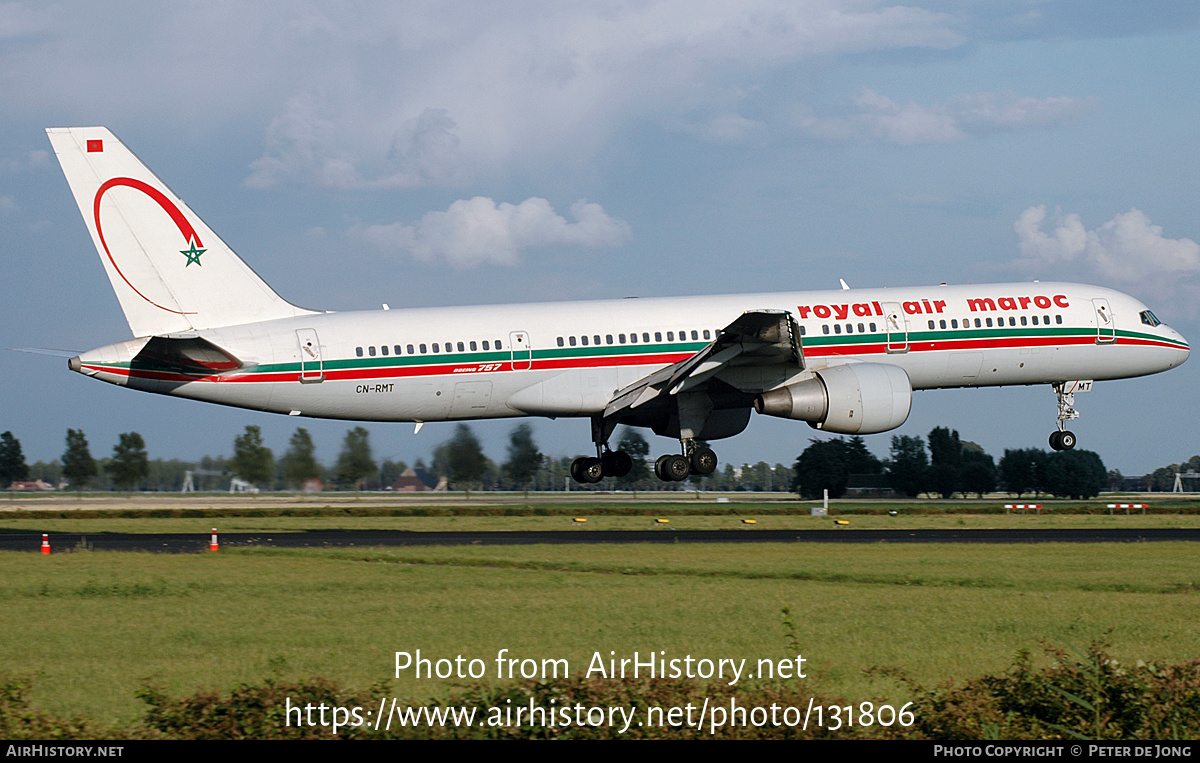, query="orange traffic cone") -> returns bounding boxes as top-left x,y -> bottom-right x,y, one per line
210,528 -> 219,552
41,534 -> 50,555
